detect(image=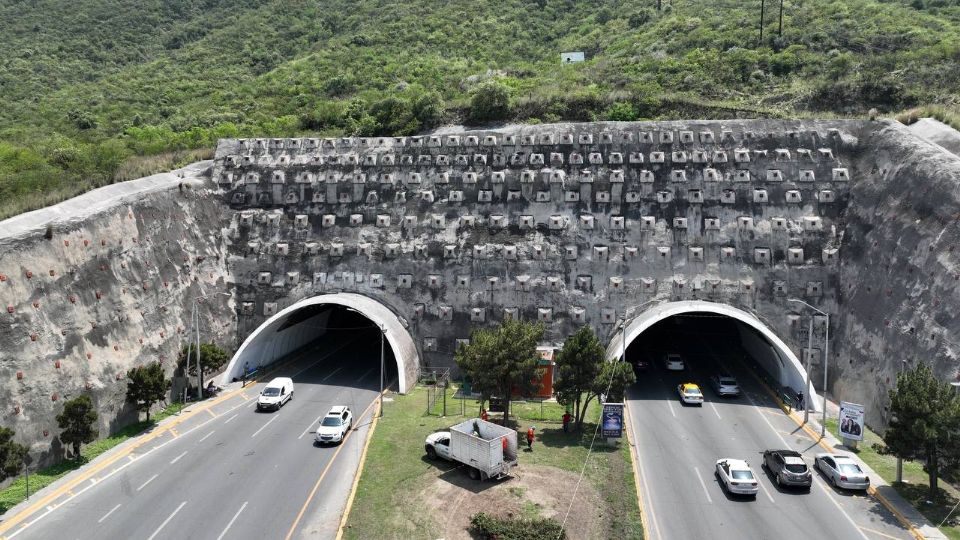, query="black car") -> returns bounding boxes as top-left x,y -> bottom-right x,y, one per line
762,449 -> 812,489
